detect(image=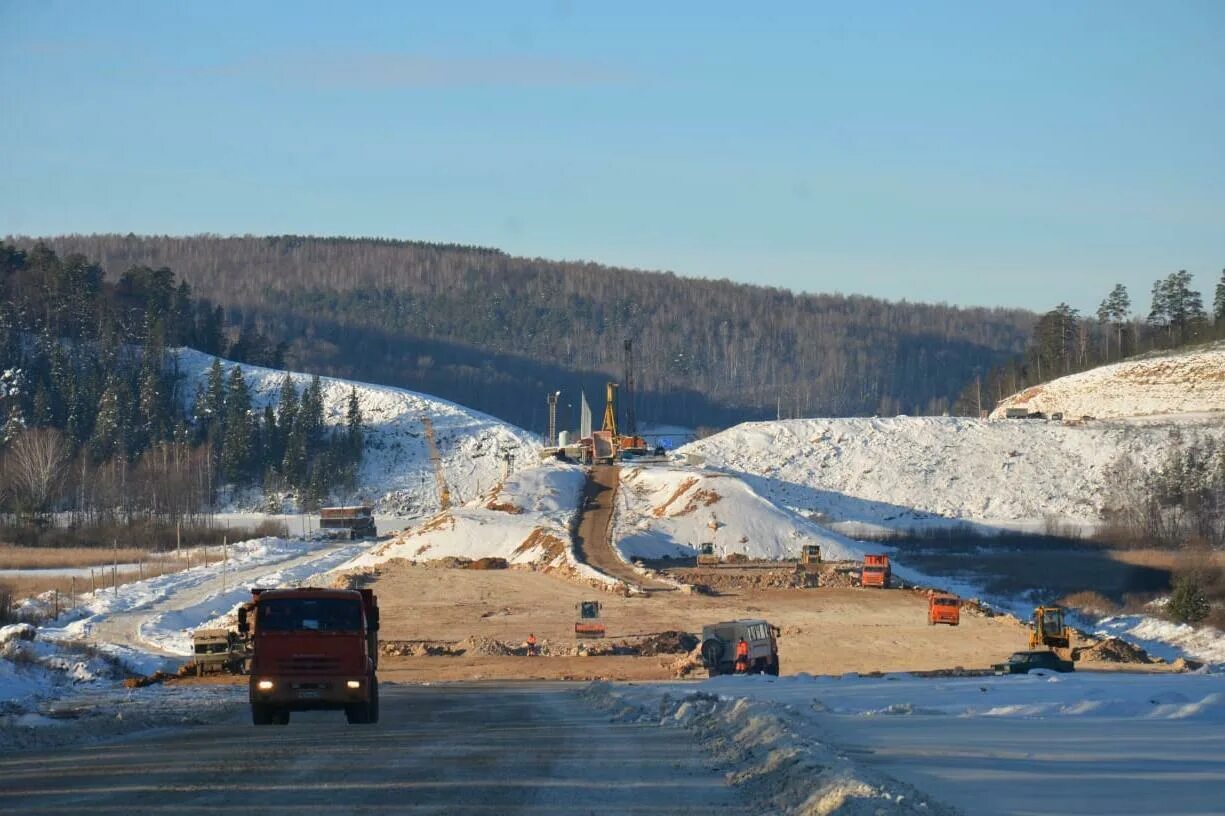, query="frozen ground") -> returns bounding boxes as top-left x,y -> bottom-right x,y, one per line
682,414 -> 1225,530
593,670 -> 1225,815
174,348 -> 538,514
